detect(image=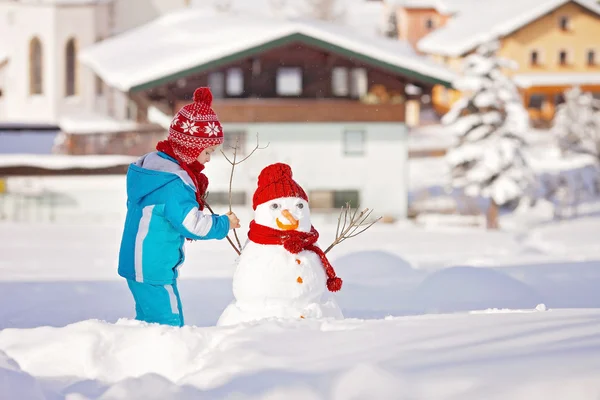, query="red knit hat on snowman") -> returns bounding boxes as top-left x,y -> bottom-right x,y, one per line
249,163 -> 343,292
156,87 -> 224,209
